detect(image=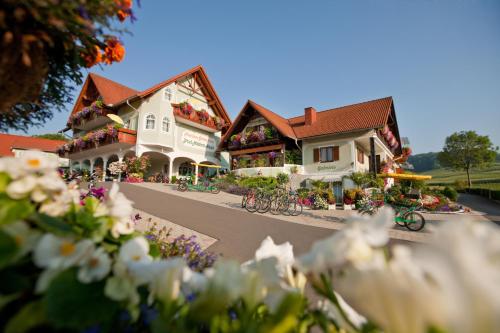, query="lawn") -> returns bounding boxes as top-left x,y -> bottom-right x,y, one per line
421,163 -> 500,185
